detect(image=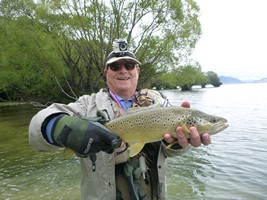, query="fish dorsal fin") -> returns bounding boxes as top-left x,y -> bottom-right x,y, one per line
126,106 -> 166,116
128,143 -> 145,157
127,106 -> 153,114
